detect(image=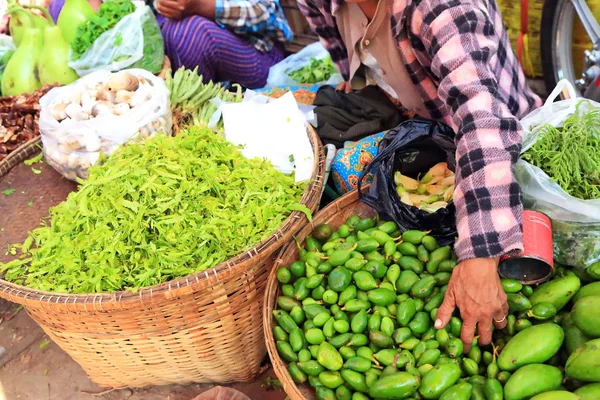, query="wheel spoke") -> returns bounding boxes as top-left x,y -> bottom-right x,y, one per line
570,0 -> 600,45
